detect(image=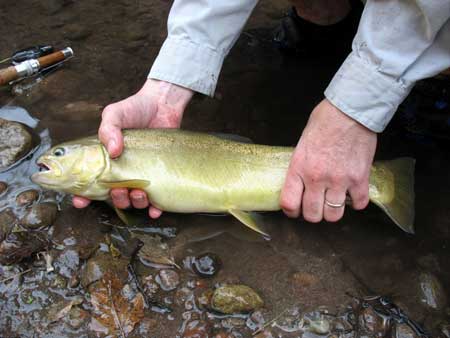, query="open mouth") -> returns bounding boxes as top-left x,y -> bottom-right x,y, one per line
37,160 -> 51,172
